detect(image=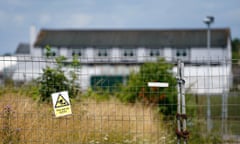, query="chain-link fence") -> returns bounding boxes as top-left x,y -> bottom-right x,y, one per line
0,55 -> 239,143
